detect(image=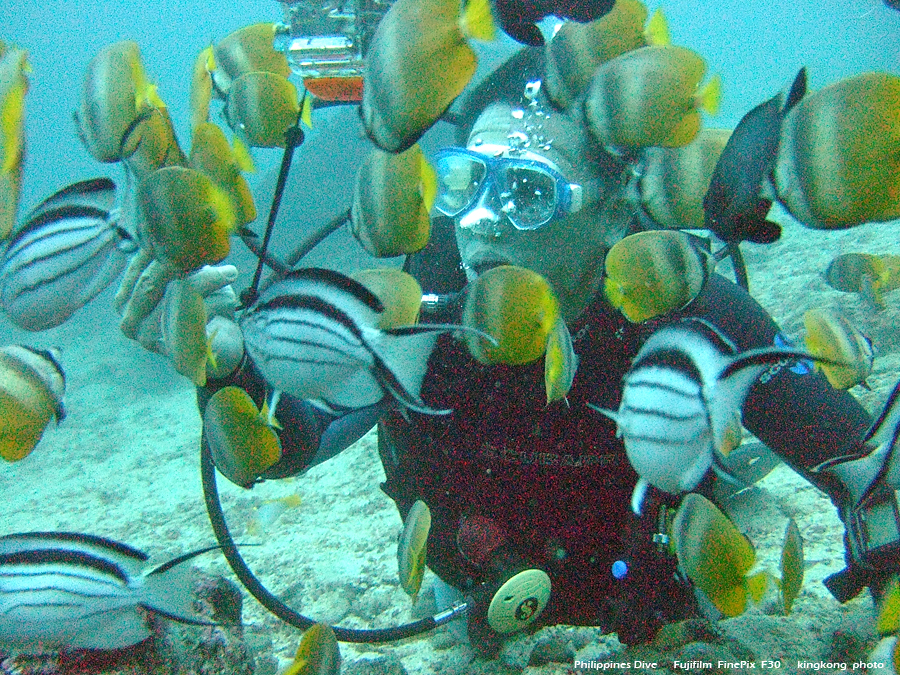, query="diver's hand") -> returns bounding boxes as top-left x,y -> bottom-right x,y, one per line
115,249 -> 177,340
184,264 -> 241,319
114,252 -> 242,376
